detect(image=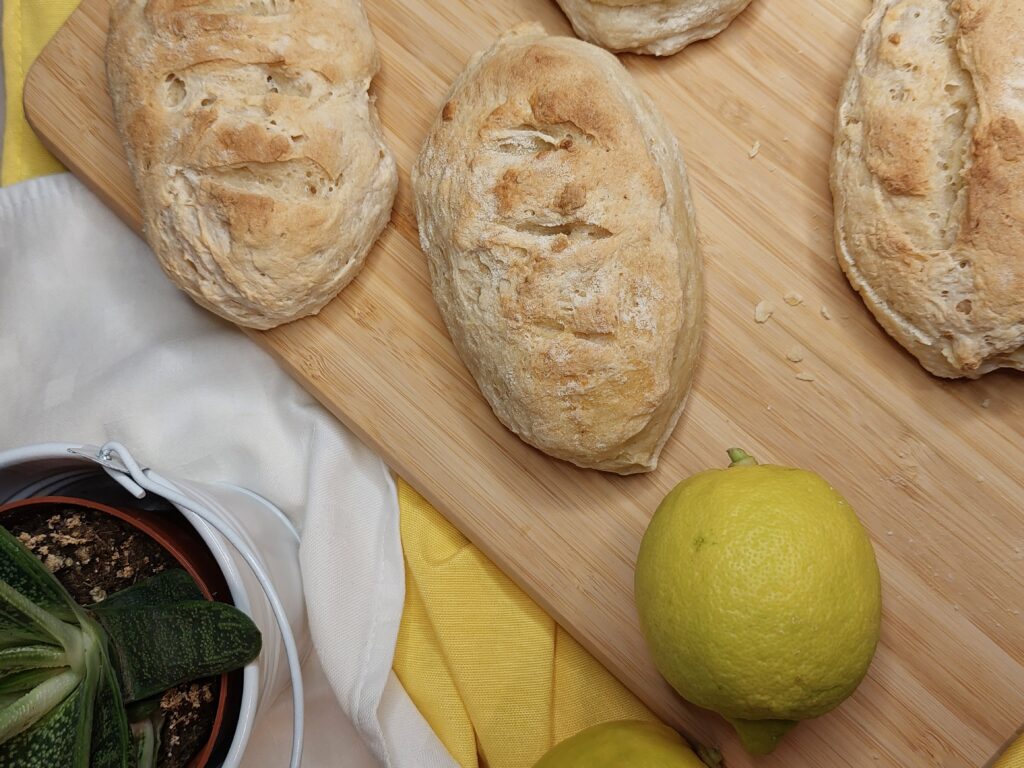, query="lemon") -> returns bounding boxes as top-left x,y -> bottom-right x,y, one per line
634,448 -> 881,755
532,721 -> 705,767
